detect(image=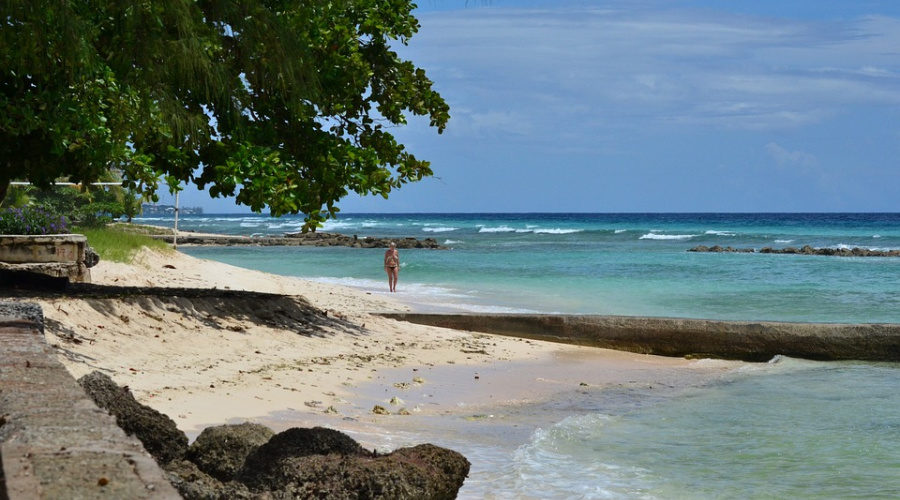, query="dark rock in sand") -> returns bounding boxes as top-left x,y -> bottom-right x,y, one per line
239,428 -> 470,499
188,422 -> 276,482
77,370 -> 188,464
239,427 -> 368,489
